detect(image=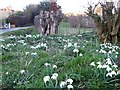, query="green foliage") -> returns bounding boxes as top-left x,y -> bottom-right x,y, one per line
38,1 -> 51,11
